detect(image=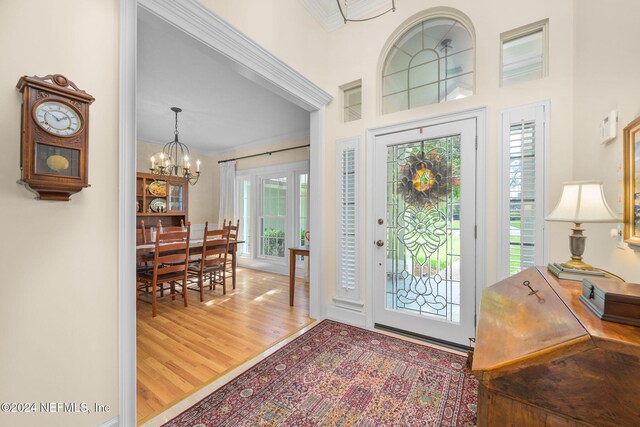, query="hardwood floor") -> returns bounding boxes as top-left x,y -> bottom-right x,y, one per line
136,267 -> 311,424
